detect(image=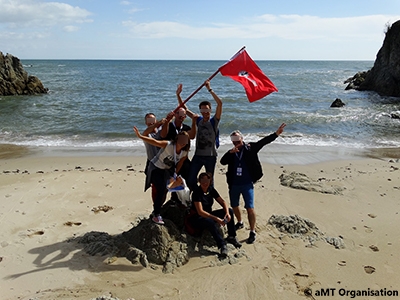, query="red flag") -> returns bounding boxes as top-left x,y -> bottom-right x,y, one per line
219,49 -> 278,102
